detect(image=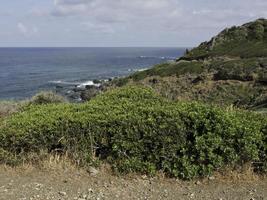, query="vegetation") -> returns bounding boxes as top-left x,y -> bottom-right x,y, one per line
0,86 -> 266,179
111,19 -> 267,111
182,18 -> 267,60
29,91 -> 67,105
0,91 -> 67,119
0,19 -> 267,180
0,101 -> 23,118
